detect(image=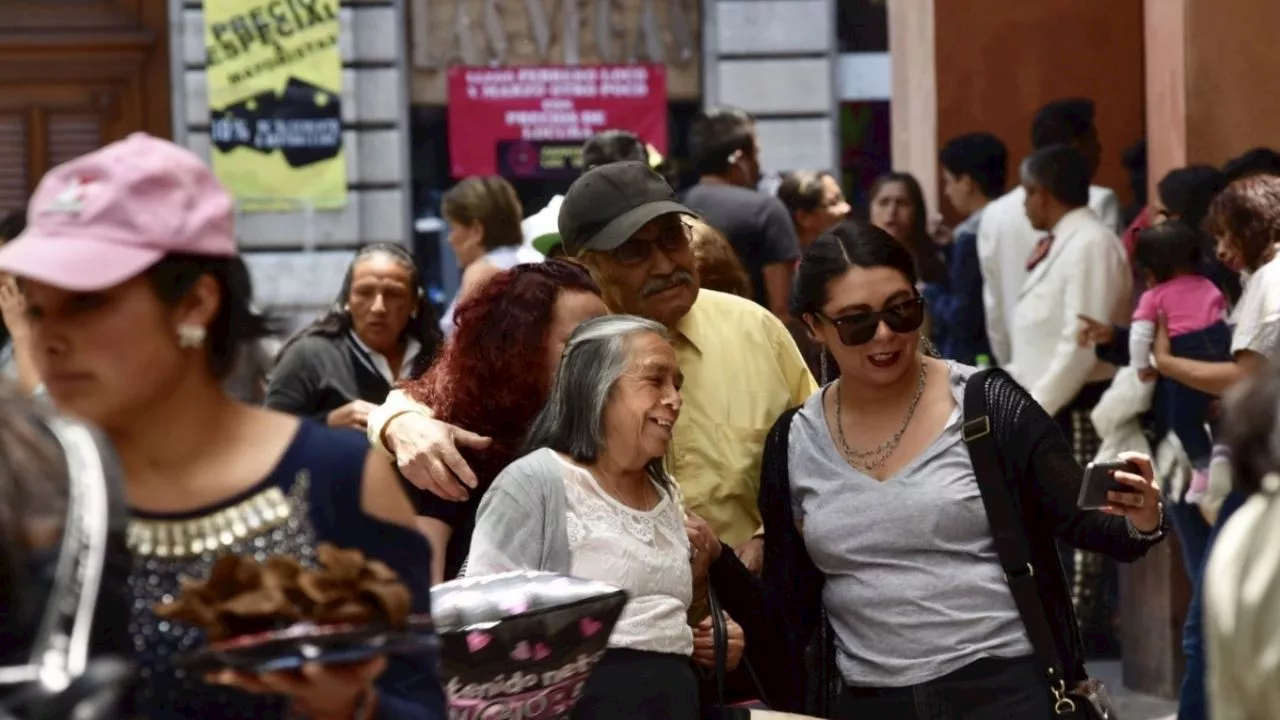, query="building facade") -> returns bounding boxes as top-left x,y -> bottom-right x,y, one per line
171,0 -> 415,328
